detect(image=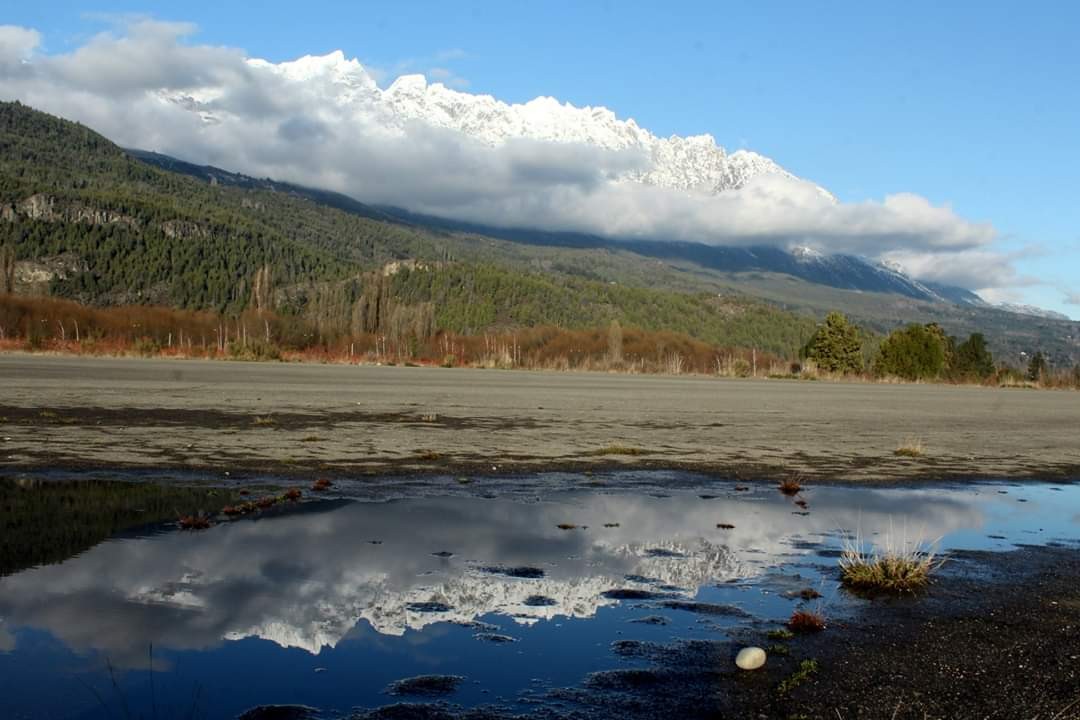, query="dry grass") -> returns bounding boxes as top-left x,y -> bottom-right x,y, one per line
252,415 -> 276,426
839,525 -> 944,593
787,610 -> 826,633
894,437 -> 925,458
